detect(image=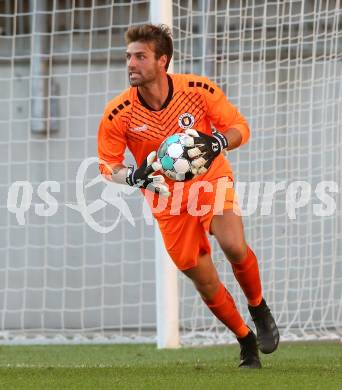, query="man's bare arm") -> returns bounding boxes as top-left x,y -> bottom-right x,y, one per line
222,128 -> 243,151
101,163 -> 129,184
